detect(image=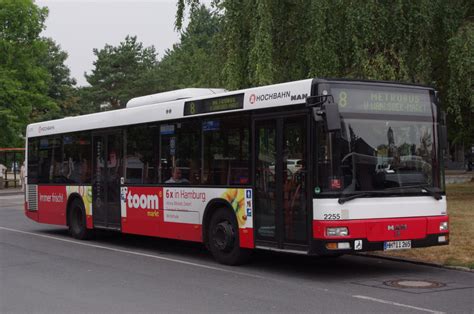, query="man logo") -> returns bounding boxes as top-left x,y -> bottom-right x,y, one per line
387,224 -> 408,231
387,224 -> 408,237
